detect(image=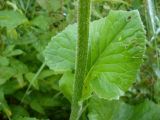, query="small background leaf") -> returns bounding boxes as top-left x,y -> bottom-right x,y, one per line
0,10 -> 27,29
